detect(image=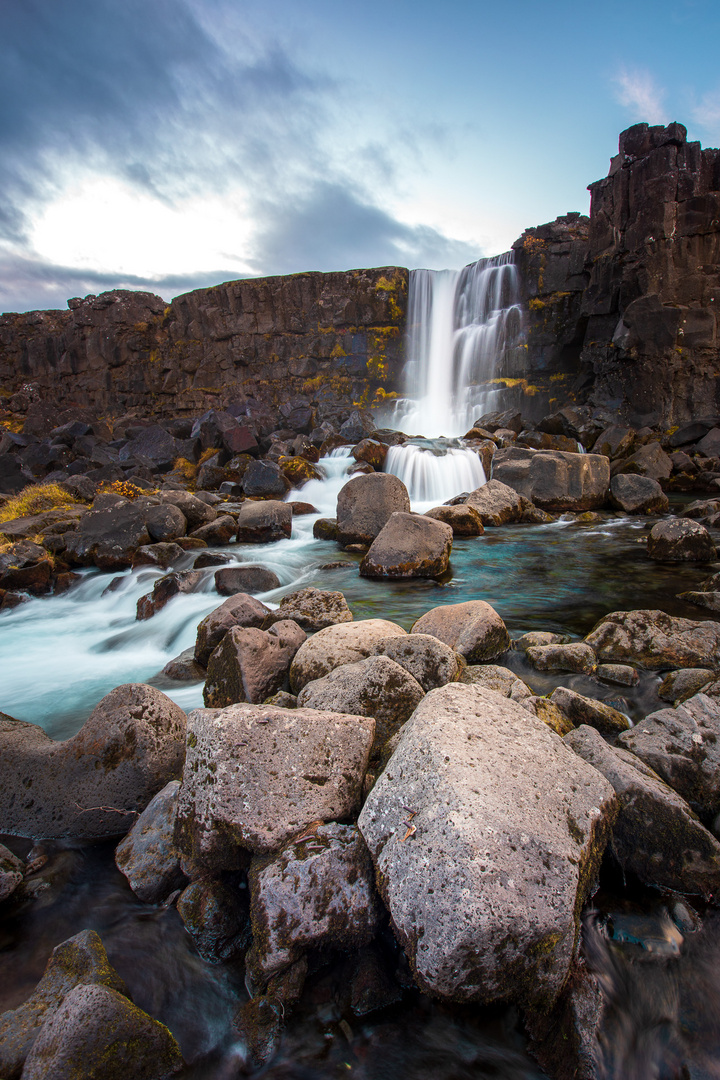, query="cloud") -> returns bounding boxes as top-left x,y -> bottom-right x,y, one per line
691,92 -> 720,138
613,68 -> 667,125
